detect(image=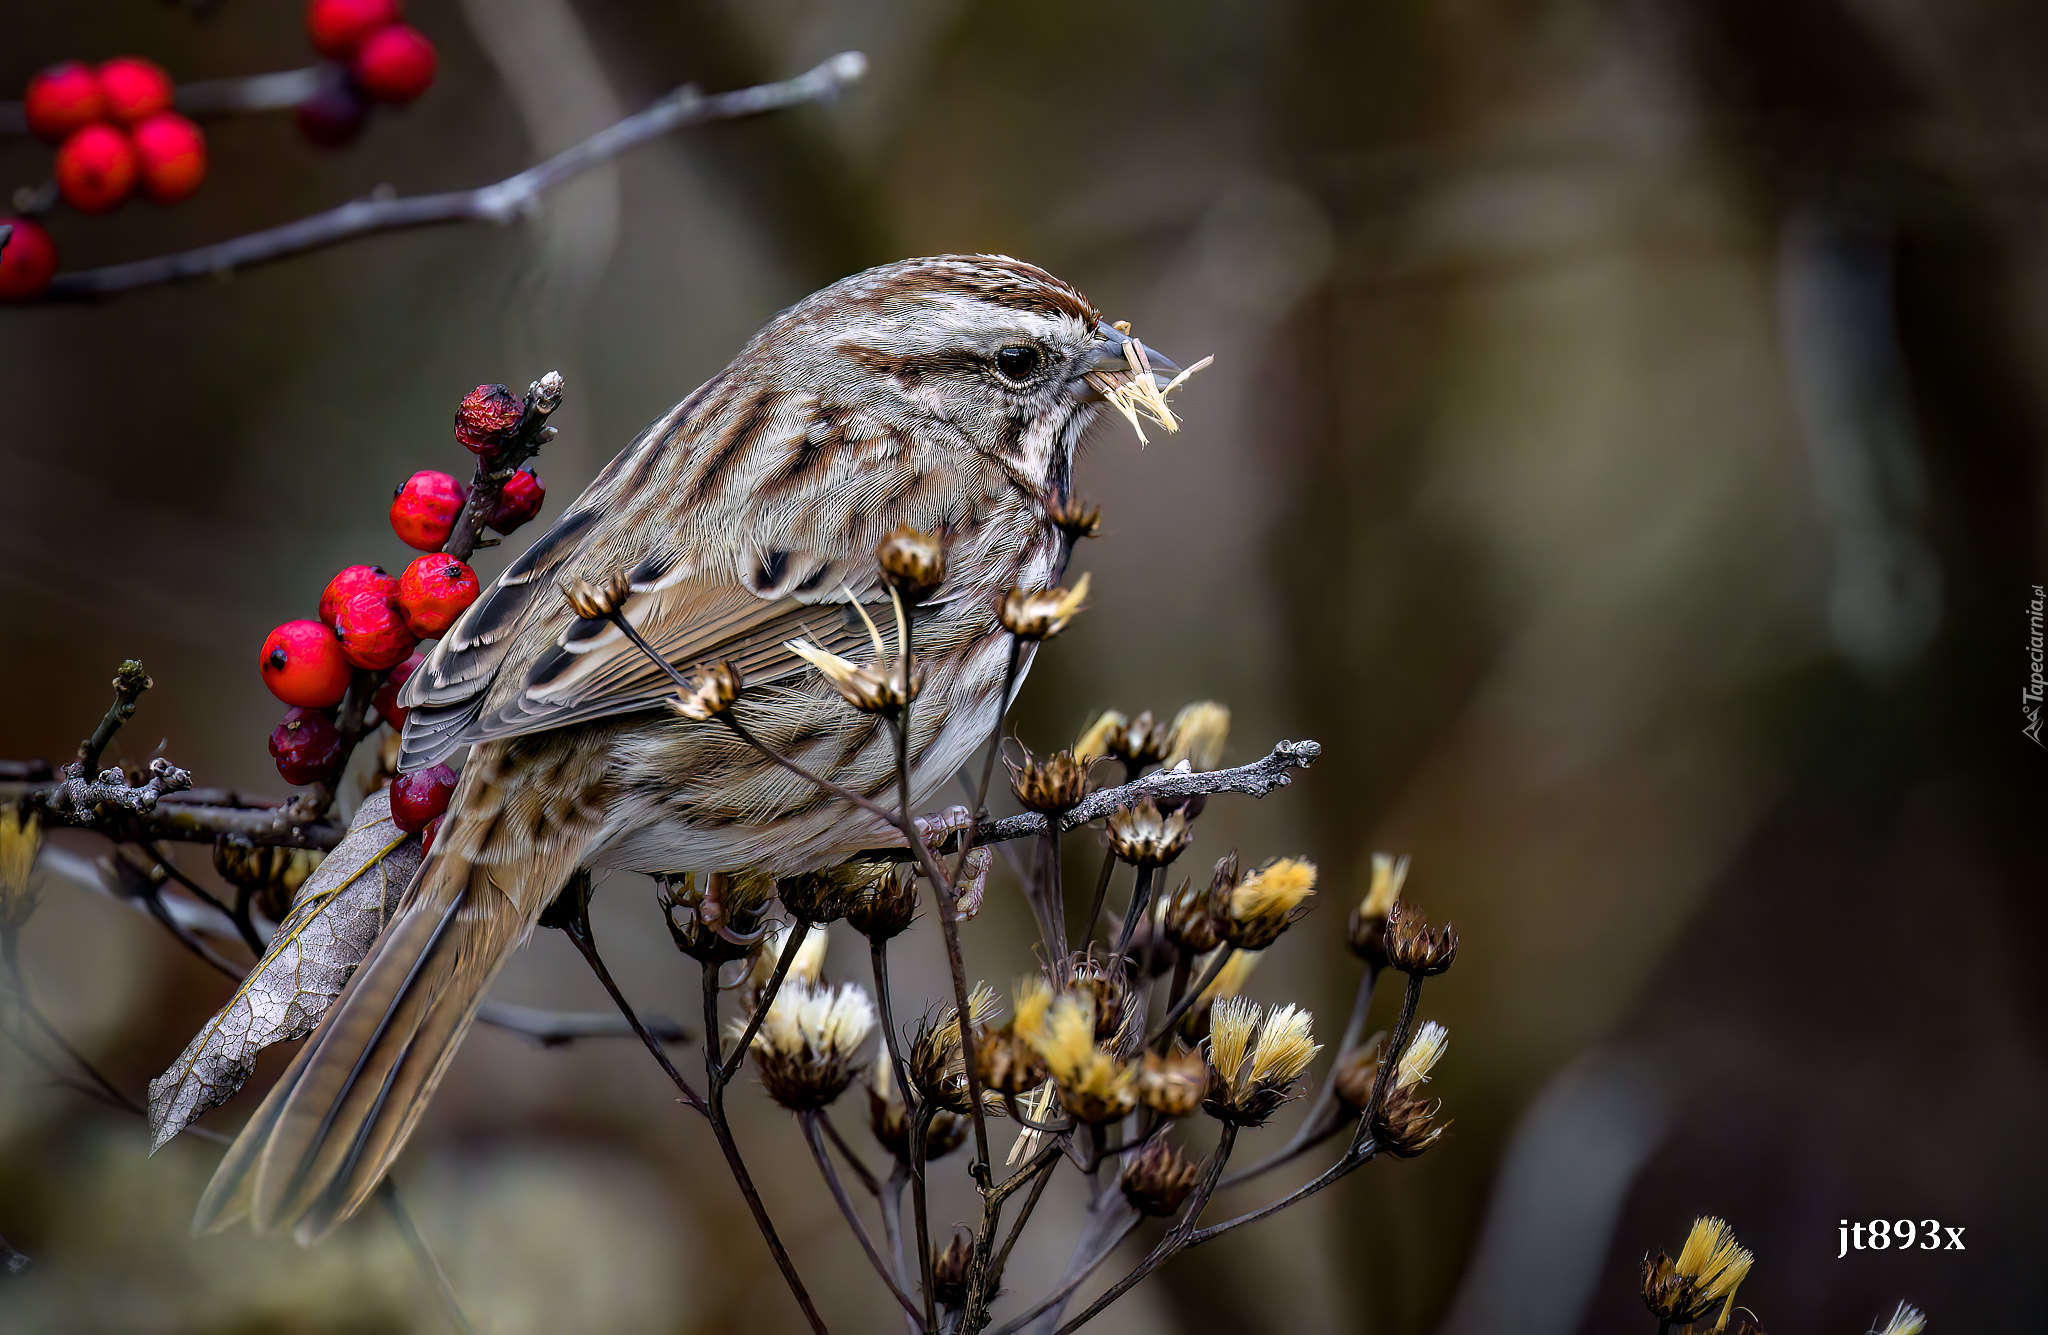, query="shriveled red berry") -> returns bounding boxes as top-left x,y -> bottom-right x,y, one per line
398,554 -> 480,637
454,384 -> 523,454
390,764 -> 457,833
260,619 -> 353,708
295,77 -> 368,147
269,707 -> 345,786
372,651 -> 425,729
131,112 -> 206,204
0,219 -> 59,302
56,125 -> 138,215
333,590 -> 418,670
24,63 -> 106,143
318,564 -> 399,627
354,24 -> 437,103
486,468 -> 545,534
390,470 -> 467,551
306,0 -> 402,59
97,57 -> 174,125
